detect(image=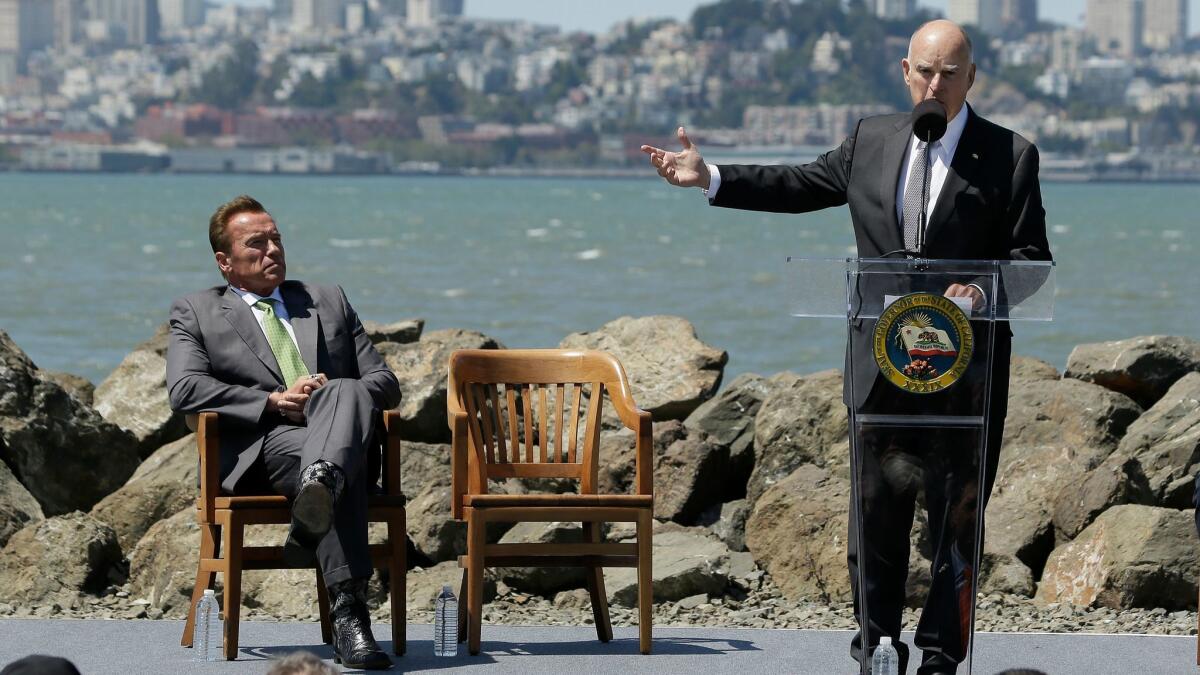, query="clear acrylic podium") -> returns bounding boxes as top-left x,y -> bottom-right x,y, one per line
787,257 -> 1055,675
